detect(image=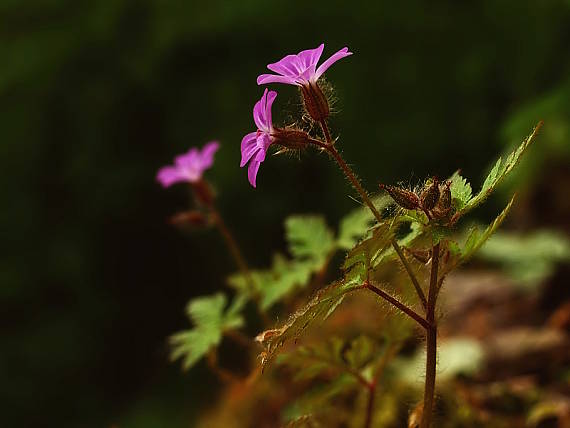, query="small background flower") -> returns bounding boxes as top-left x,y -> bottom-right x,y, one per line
157,141 -> 220,187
